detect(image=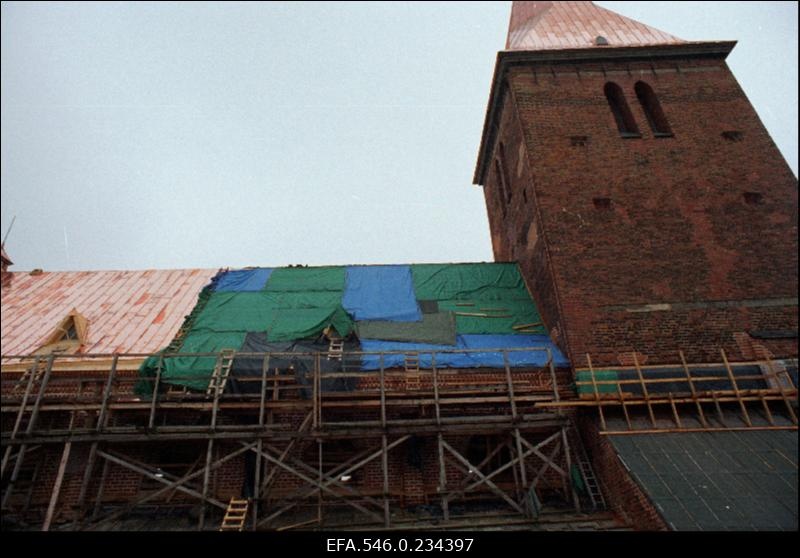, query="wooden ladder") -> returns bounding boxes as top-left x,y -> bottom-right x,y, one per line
206,349 -> 236,397
328,337 -> 344,361
405,353 -> 421,390
569,426 -> 606,510
219,497 -> 249,531
14,359 -> 47,393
